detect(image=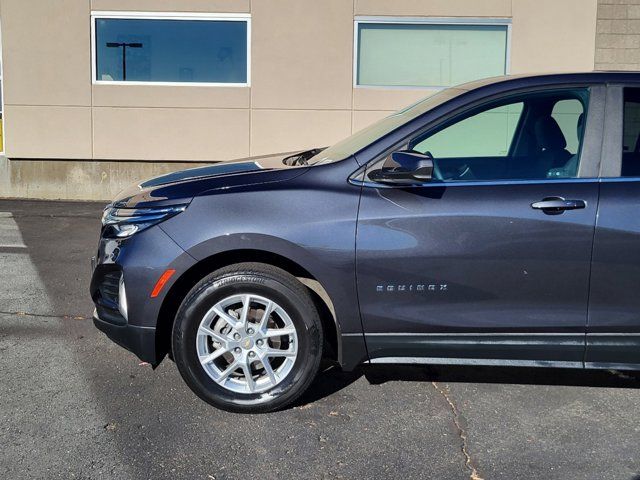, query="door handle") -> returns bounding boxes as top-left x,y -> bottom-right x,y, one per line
531,197 -> 586,215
